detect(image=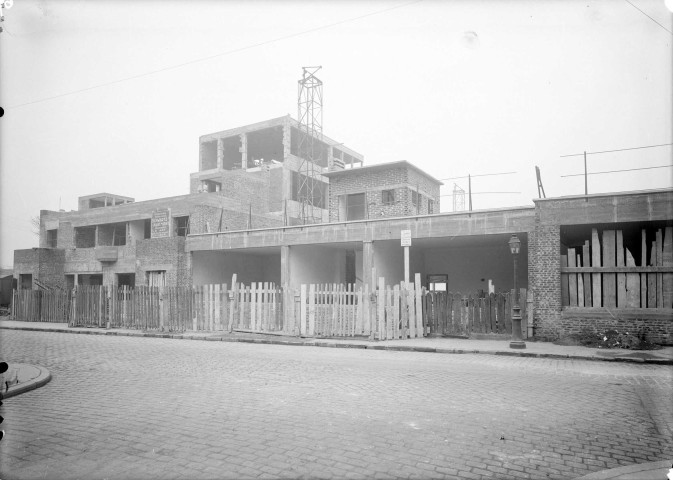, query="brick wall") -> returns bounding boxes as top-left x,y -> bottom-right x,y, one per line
327,165 -> 442,221
136,237 -> 190,287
